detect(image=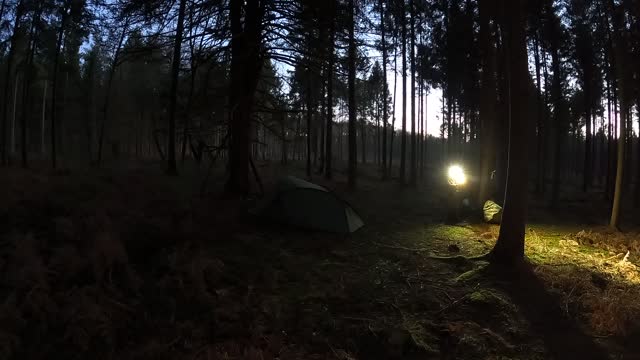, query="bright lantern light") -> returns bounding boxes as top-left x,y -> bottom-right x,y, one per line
448,165 -> 467,186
